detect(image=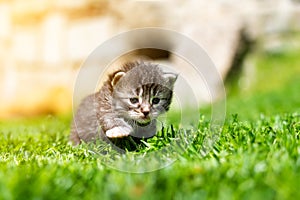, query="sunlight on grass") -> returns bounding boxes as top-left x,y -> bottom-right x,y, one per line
1,48 -> 300,199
